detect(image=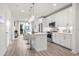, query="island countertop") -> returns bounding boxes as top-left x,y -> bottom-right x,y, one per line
32,32 -> 47,35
